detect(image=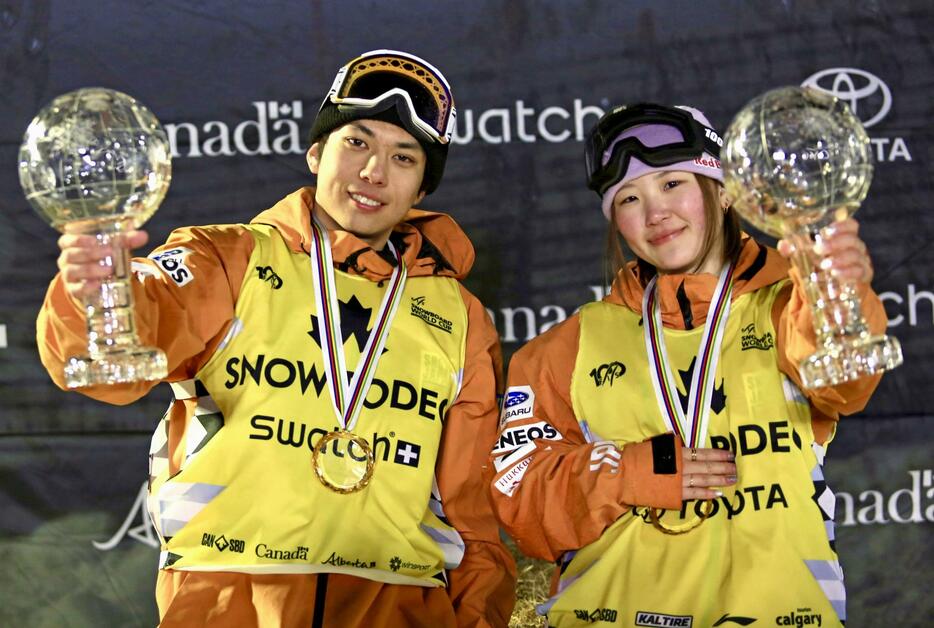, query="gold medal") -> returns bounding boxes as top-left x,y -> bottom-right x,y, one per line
648,500 -> 715,535
312,430 -> 375,494
308,217 -> 405,496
